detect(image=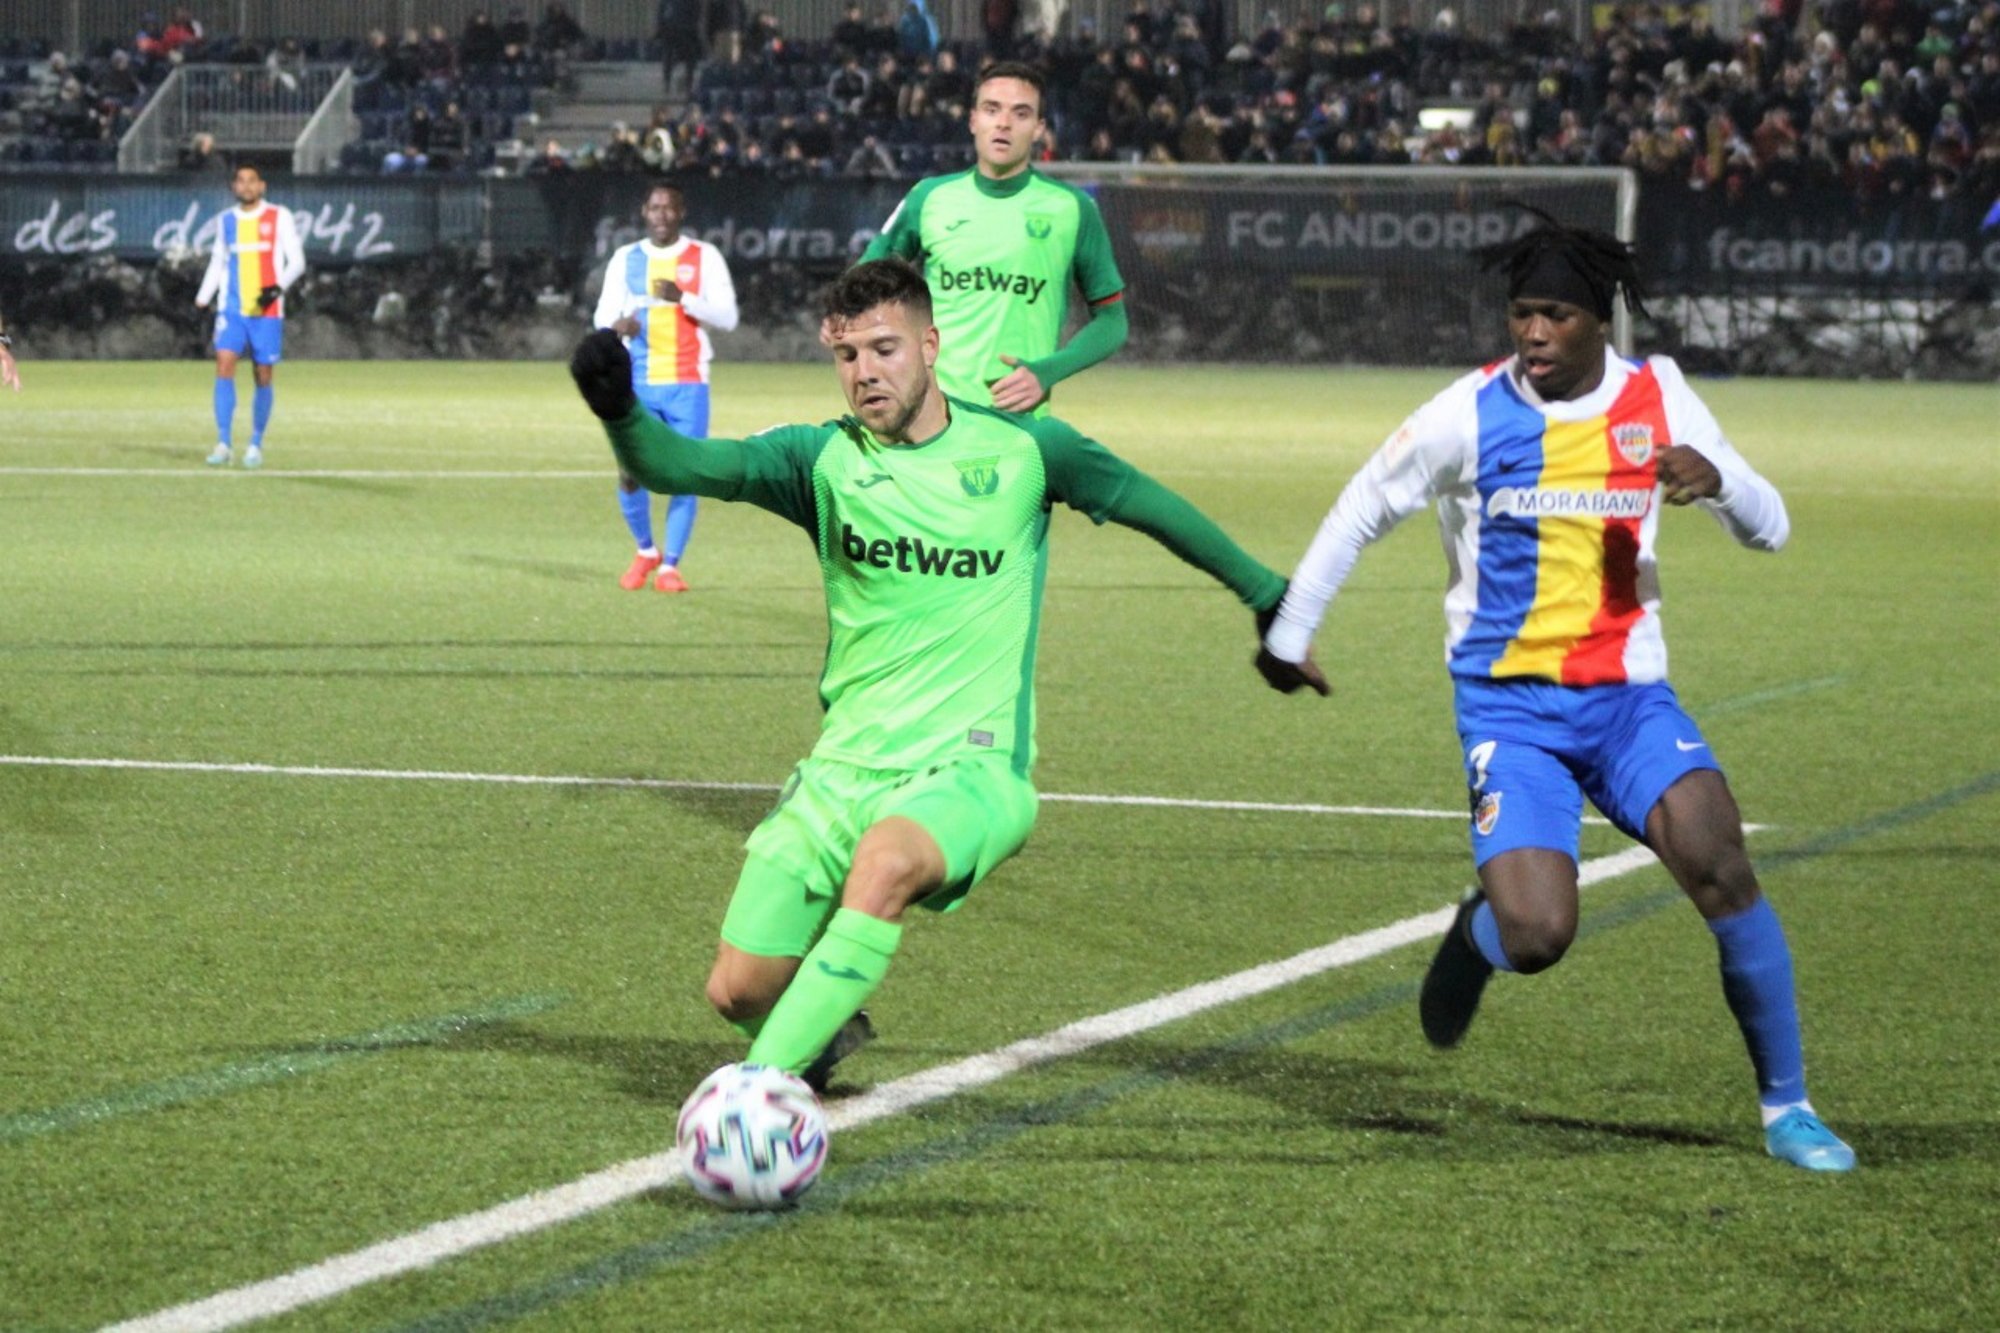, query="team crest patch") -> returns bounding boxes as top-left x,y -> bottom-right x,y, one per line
676,262 -> 697,285
1474,791 -> 1503,837
1024,214 -> 1052,240
954,456 -> 1002,497
1612,423 -> 1655,466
